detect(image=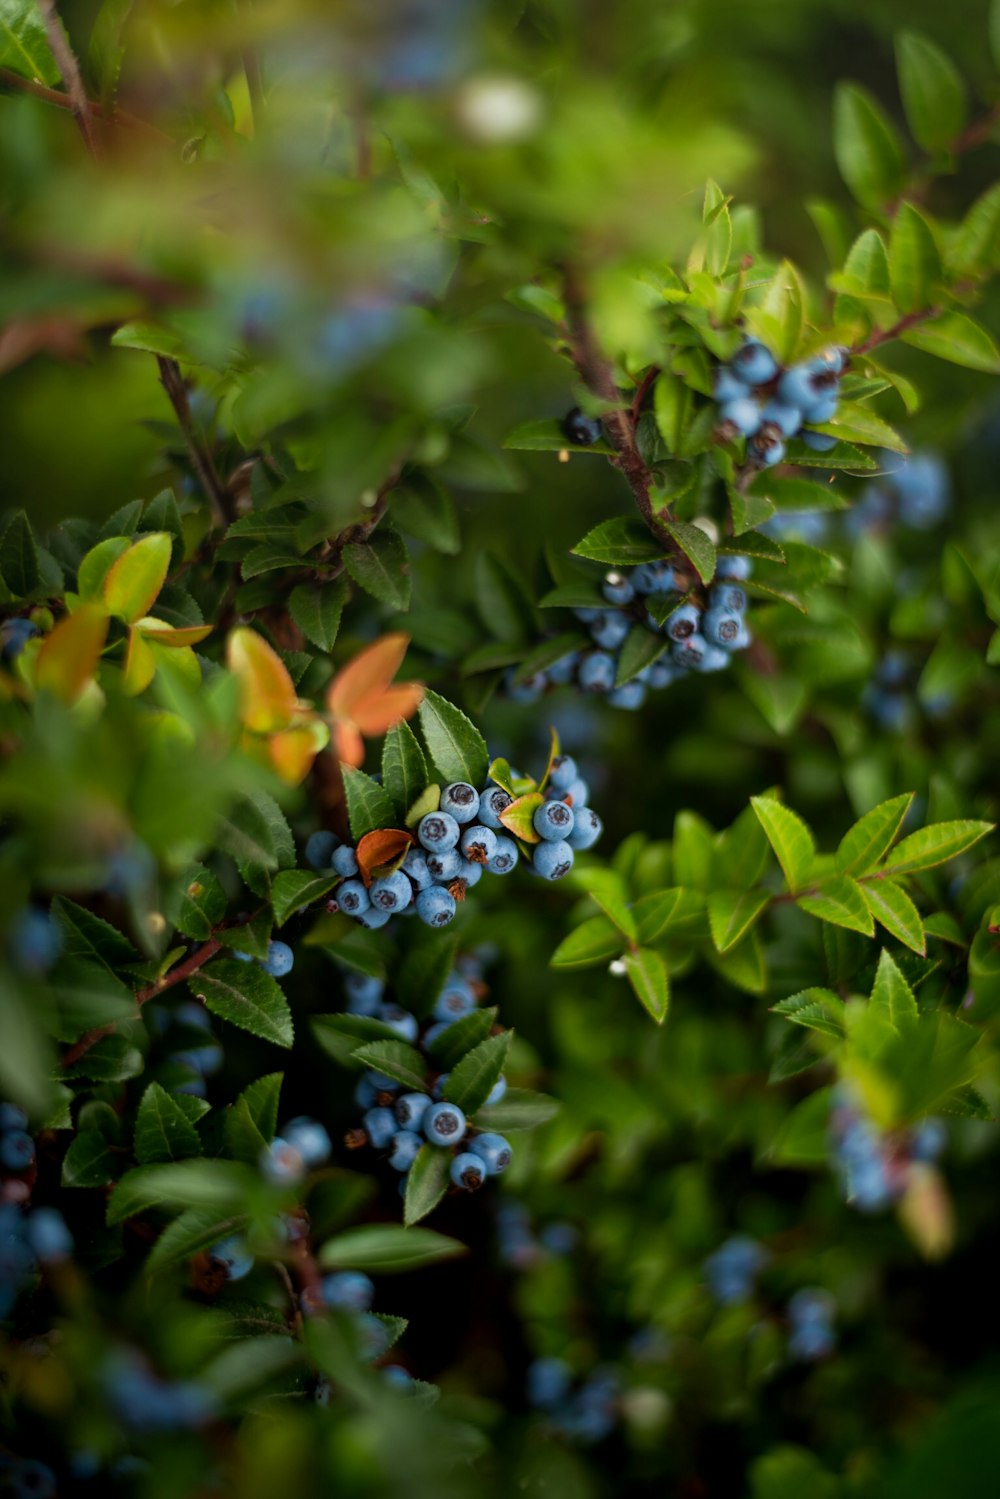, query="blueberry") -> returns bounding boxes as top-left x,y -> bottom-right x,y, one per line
485,1075 -> 507,1106
468,1132 -> 512,1174
460,824 -> 497,865
563,775 -> 589,808
171,1042 -> 223,1076
547,650 -> 581,685
715,554 -> 752,581
778,363 -> 829,409
322,1270 -> 374,1311
549,755 -> 577,790
424,1101 -> 466,1146
477,785 -> 514,830
395,1093 -> 432,1130
305,830 -> 339,870
434,983 -> 475,1022
702,607 -> 744,648
527,1357 -> 573,1409
417,811 -> 460,854
0,617 -> 39,660
602,571 -> 634,605
282,1117 -> 332,1166
377,1003 -> 419,1043
540,1222 -> 578,1255
573,606 -> 602,623
402,848 -> 433,890
719,397 -> 762,437
440,782 -> 480,824
590,610 -> 631,651
344,970 -> 384,1013
672,634 -> 708,670
731,339 -> 778,386
759,400 -> 802,437
209,1234 -> 255,1282
382,1364 -> 414,1388
8,908 -> 62,976
332,845 -> 359,877
705,1235 -> 767,1304
0,1130 -> 35,1171
355,905 -> 392,930
0,1104 -> 28,1131
359,1313 -> 390,1361
25,1207 -> 72,1264
431,1071 -> 450,1098
632,561 -> 679,595
261,940 -> 294,978
800,428 -> 837,451
507,668 -> 548,702
363,1107 -> 397,1150
608,681 -> 646,710
709,583 -> 747,612
8,1460 -> 56,1499
386,1127 -> 421,1172
578,651 -> 616,693
565,808 -> 602,852
457,858 -> 483,889
424,848 -> 459,883
369,870 -> 413,913
713,367 -> 750,402
260,1136 -> 305,1184
562,407 -> 603,446
750,427 -> 785,467
450,1151 -> 487,1190
696,642 -> 731,672
665,602 -> 700,641
355,1071 -> 398,1109
487,836 -> 519,875
646,660 -> 676,689
912,1118 -> 946,1162
534,799 -> 575,842
803,394 -> 838,425
232,950 -> 254,962
532,840 -> 574,881
415,886 -> 457,927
